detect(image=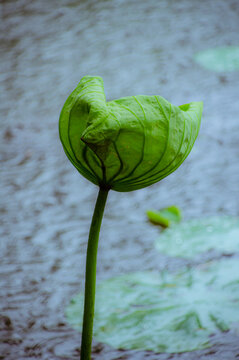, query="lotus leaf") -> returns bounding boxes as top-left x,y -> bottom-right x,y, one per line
155,216 -> 239,258
147,205 -> 182,227
194,46 -> 239,72
59,76 -> 202,191
66,258 -> 239,353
